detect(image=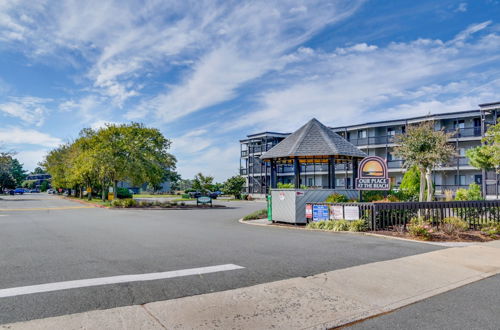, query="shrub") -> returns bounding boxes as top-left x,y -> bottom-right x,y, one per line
325,193 -> 348,203
349,219 -> 368,232
160,201 -> 171,208
455,183 -> 484,201
481,222 -> 500,237
454,188 -> 468,201
444,189 -> 454,201
116,187 -> 133,199
241,193 -> 248,200
122,198 -> 137,208
181,194 -> 190,199
277,182 -> 294,189
332,220 -> 350,231
111,199 -> 124,207
243,209 -> 268,220
306,221 -> 318,229
407,217 -> 433,240
441,217 -> 468,236
180,202 -> 186,206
